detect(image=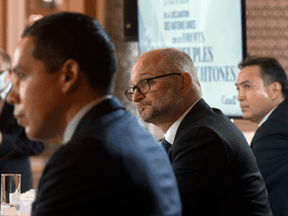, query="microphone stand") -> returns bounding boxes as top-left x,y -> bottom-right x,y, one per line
0,139 -> 30,163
